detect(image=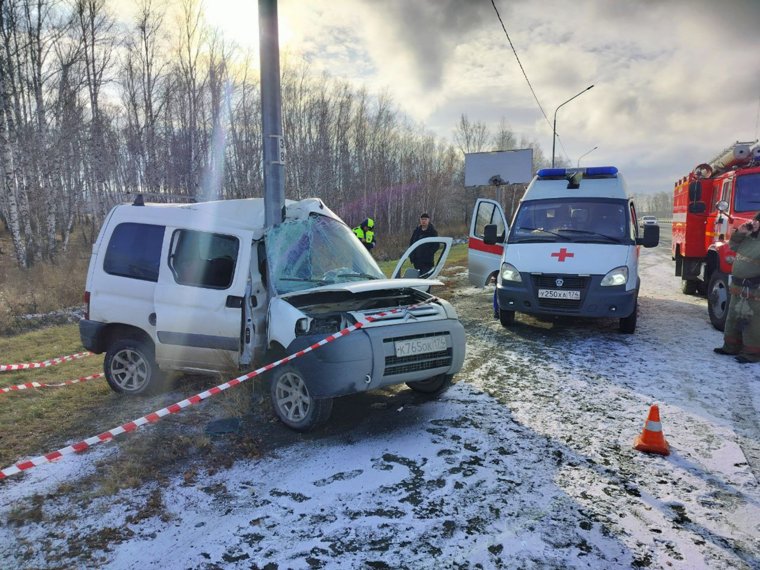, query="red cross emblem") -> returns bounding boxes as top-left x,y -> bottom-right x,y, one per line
551,247 -> 574,262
